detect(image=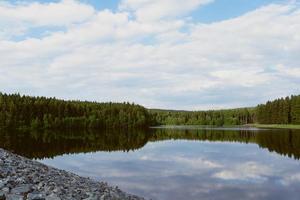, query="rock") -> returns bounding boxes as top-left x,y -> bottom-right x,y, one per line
27,192 -> 45,200
45,194 -> 60,200
5,194 -> 23,200
0,148 -> 144,200
0,191 -> 6,200
10,184 -> 32,194
1,188 -> 9,193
